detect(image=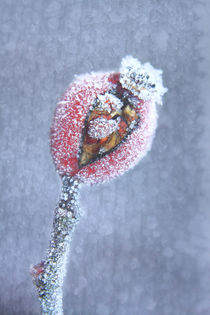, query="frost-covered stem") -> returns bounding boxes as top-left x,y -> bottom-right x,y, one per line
32,176 -> 81,315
